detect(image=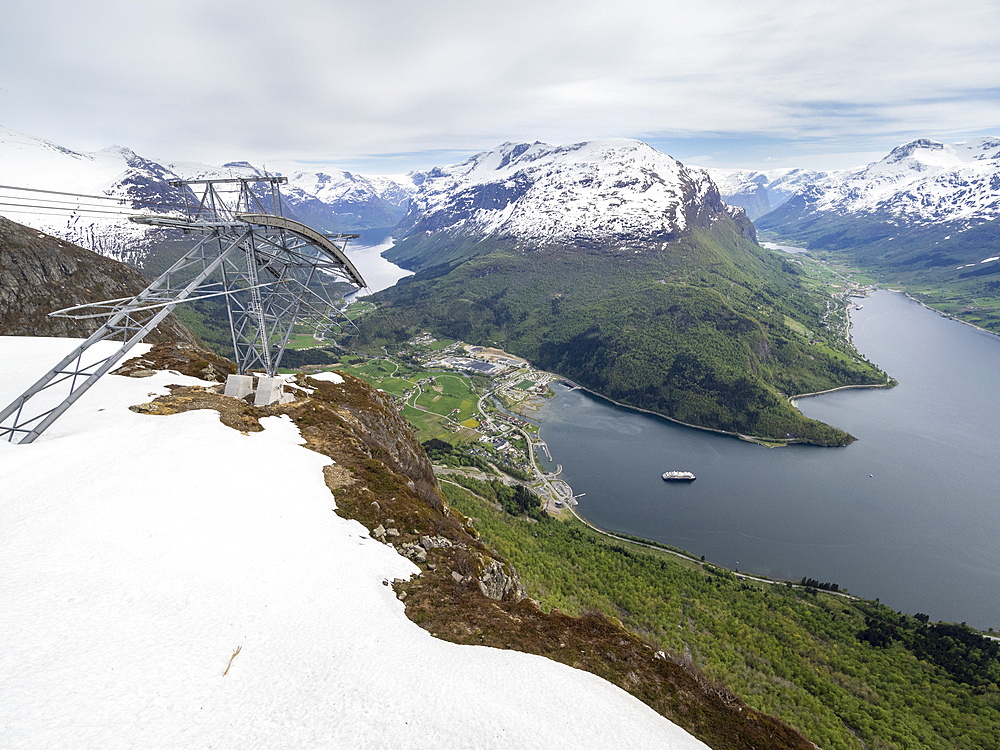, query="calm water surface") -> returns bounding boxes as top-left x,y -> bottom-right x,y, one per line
345,229 -> 413,297
533,290 -> 1000,629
